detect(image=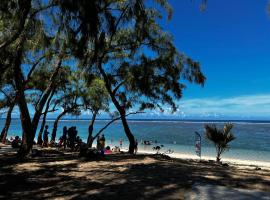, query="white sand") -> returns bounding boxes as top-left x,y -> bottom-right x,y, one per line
137,149 -> 270,169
